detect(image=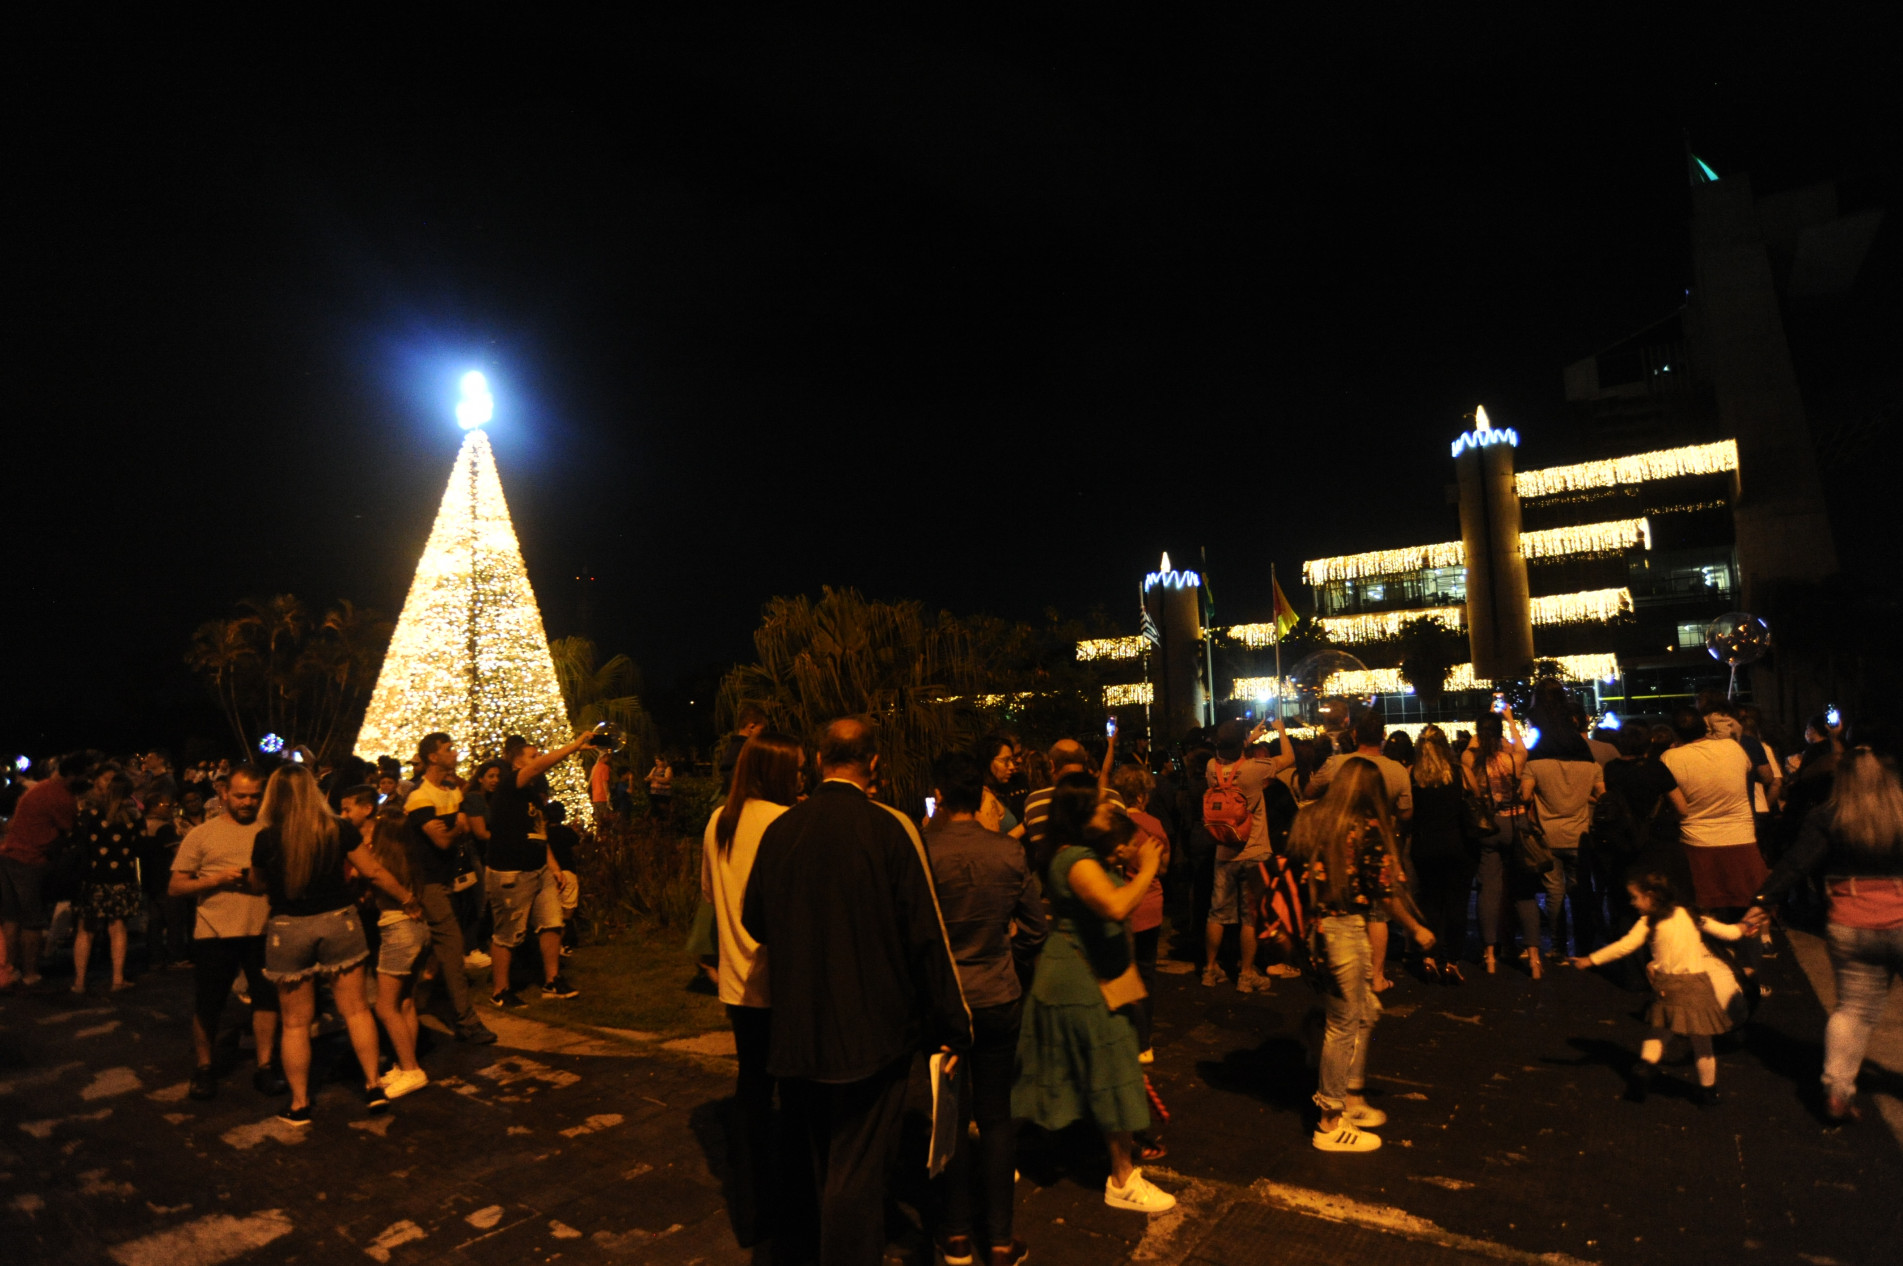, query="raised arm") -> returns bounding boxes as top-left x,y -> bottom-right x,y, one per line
1067,837 -> 1160,925
515,732 -> 600,788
